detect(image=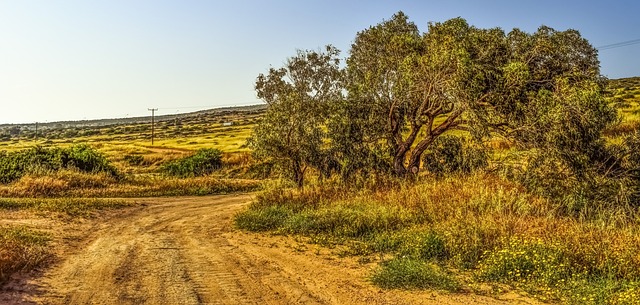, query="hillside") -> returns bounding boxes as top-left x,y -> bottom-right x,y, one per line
0,104 -> 266,145
0,104 -> 266,135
